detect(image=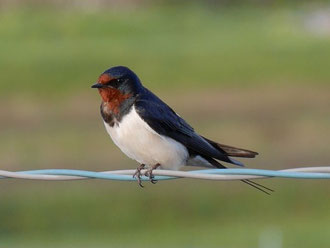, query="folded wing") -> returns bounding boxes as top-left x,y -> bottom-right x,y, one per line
135,88 -> 254,166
